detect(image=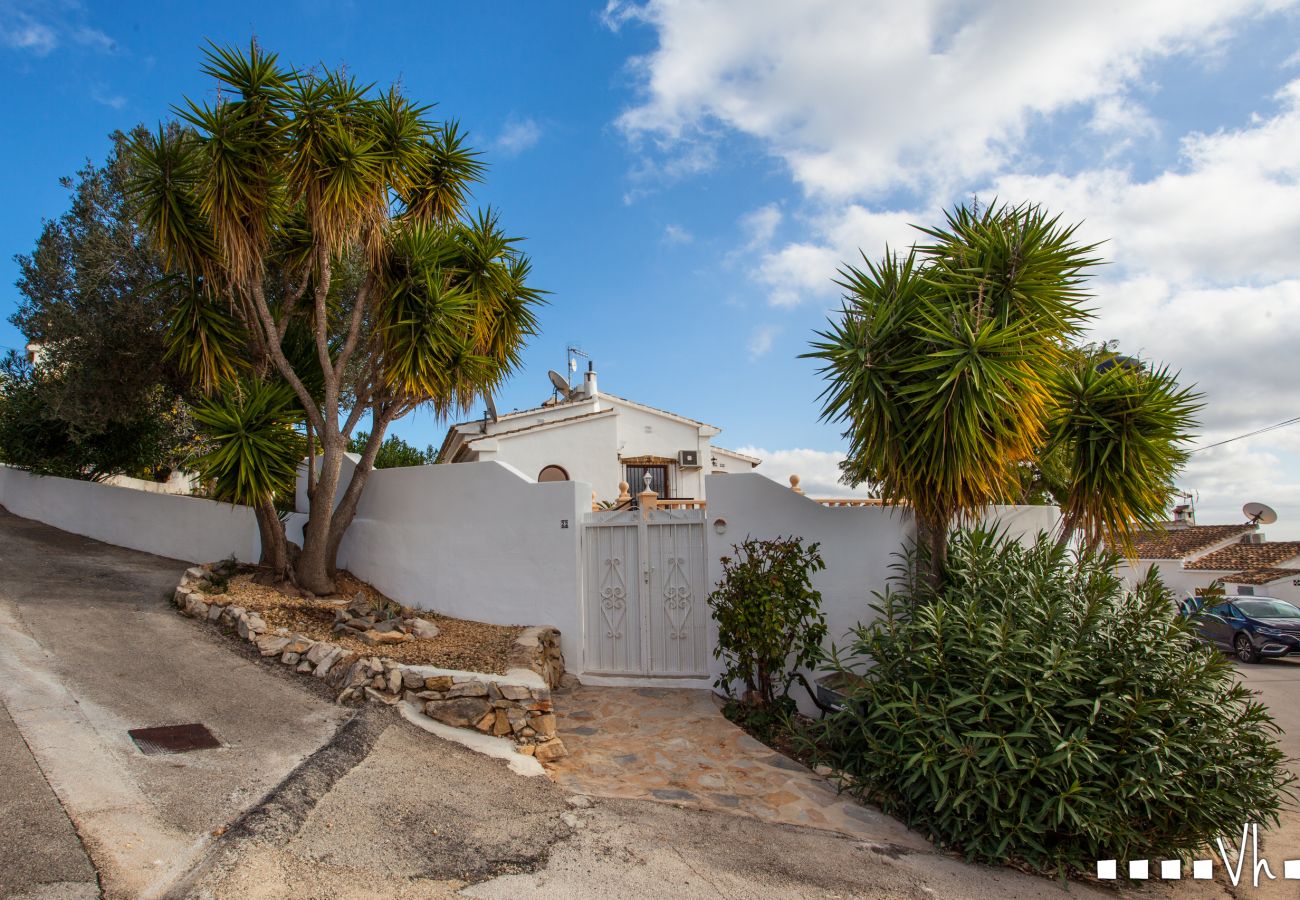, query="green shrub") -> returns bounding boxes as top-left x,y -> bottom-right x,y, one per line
710,536 -> 827,714
810,529 -> 1293,876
